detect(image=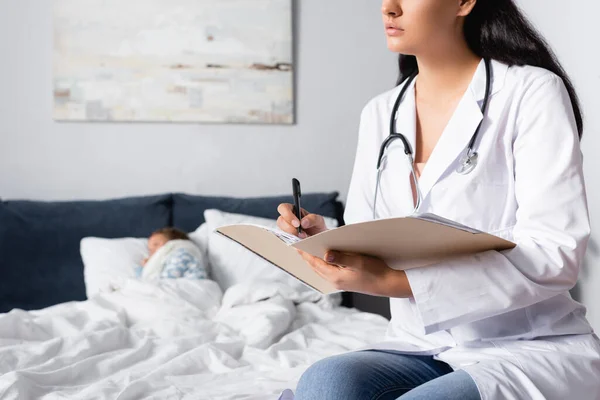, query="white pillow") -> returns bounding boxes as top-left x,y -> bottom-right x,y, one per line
80,223 -> 209,298
81,237 -> 147,298
188,222 -> 210,258
204,209 -> 339,296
